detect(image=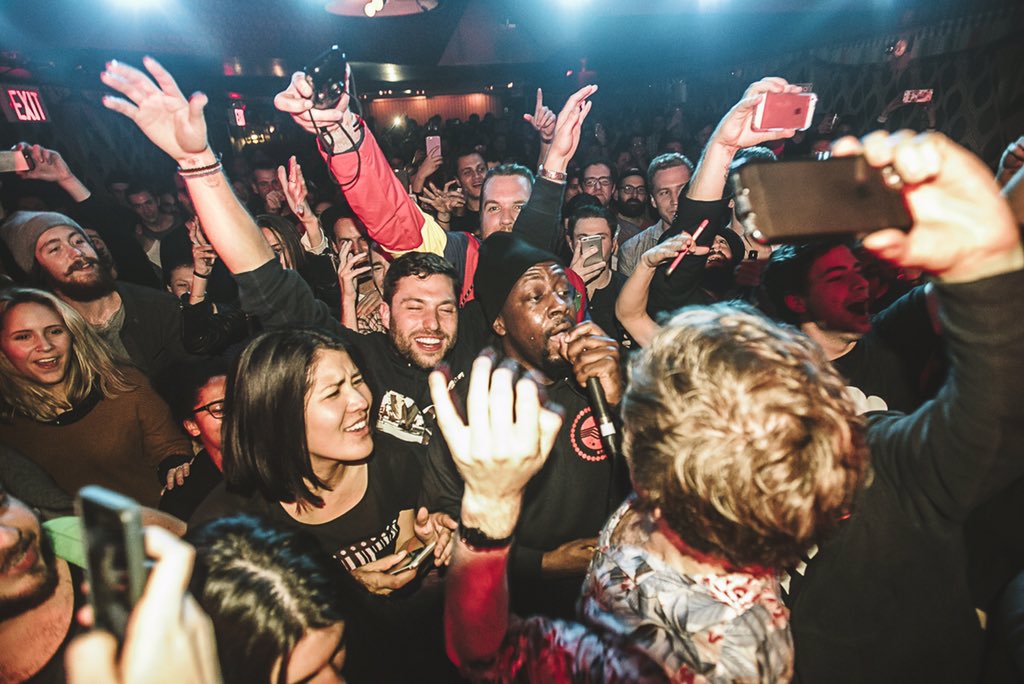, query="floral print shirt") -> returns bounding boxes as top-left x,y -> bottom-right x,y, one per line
578,498 -> 794,683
